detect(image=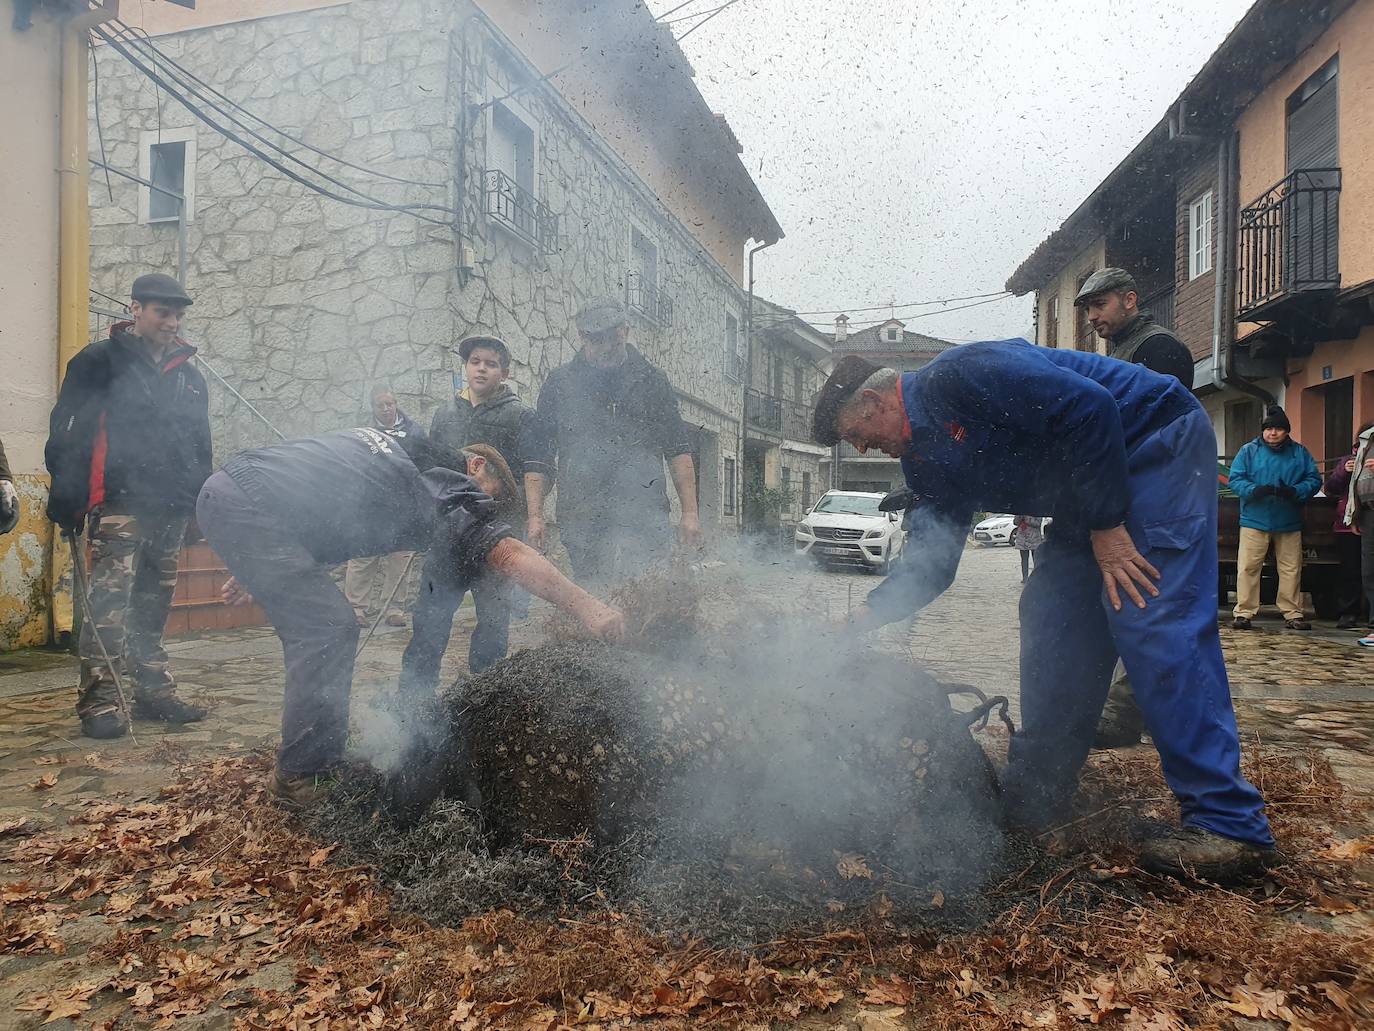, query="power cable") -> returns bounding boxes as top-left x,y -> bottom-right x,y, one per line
676,0 -> 747,41
93,24 -> 456,226
760,290 -> 1013,319
104,18 -> 448,191
89,39 -> 113,203
103,19 -> 453,215
793,293 -> 1017,330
